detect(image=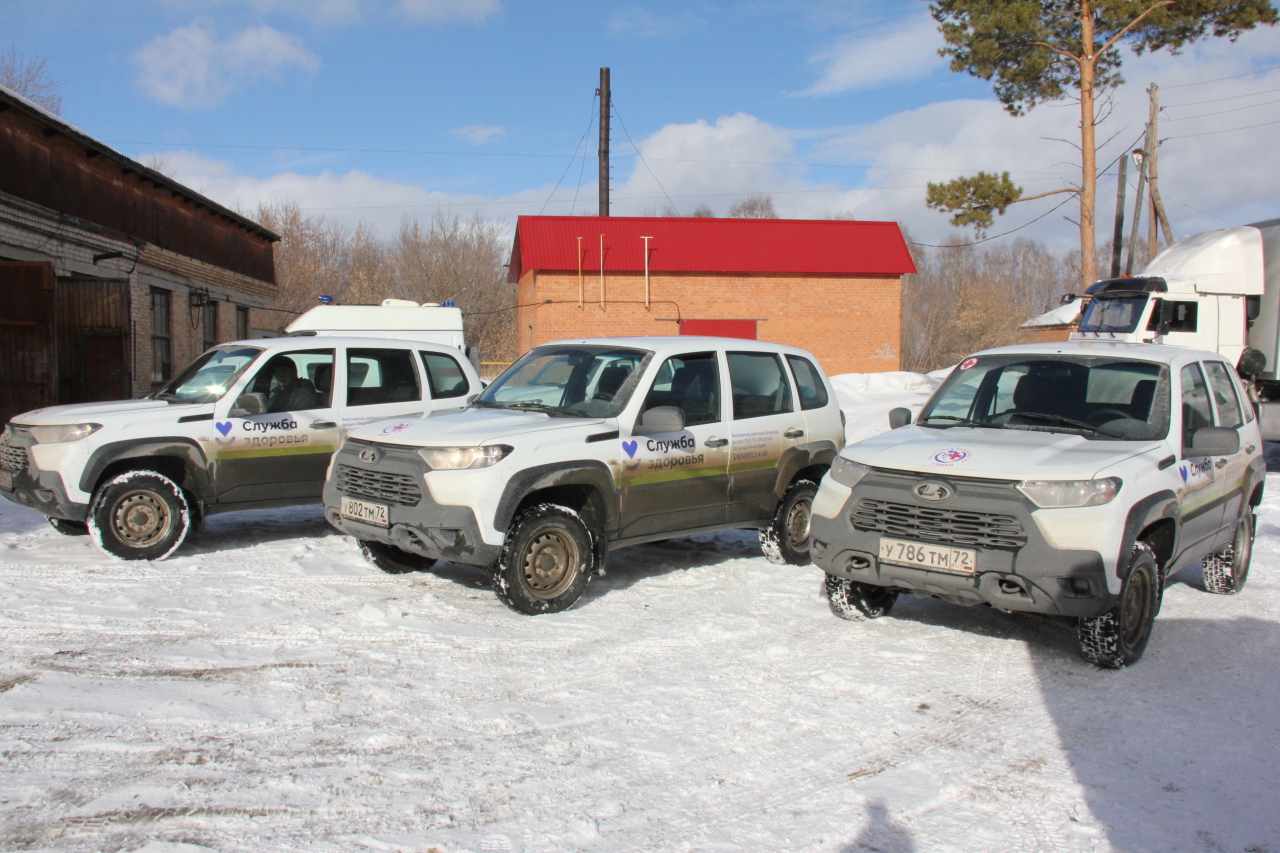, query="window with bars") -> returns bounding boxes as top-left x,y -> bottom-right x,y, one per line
151,288 -> 171,385
203,301 -> 218,351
